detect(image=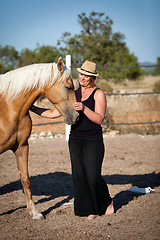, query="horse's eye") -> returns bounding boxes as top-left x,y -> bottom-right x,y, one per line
65,84 -> 74,90
65,85 -> 74,90
64,77 -> 74,90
